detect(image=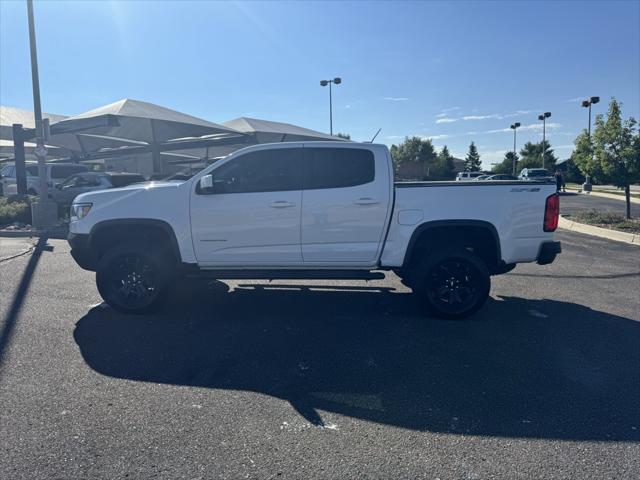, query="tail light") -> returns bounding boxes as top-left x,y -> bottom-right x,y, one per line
544,193 -> 559,232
